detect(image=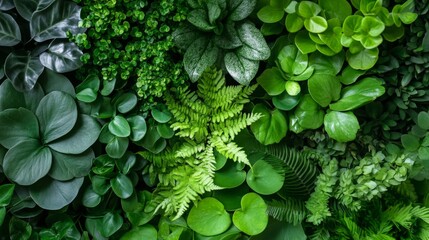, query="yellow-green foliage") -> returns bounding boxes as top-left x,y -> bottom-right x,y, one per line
140,67 -> 260,219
